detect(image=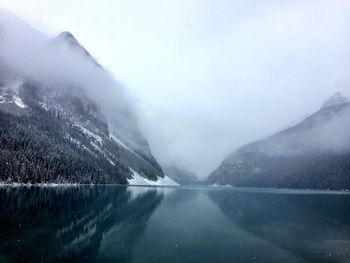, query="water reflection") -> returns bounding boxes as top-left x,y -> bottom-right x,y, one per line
0,186 -> 163,263
163,187 -> 198,207
208,190 -> 350,263
1,186 -> 350,263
